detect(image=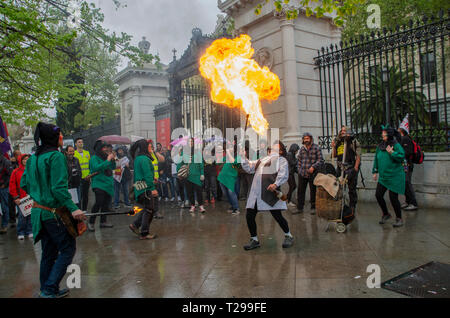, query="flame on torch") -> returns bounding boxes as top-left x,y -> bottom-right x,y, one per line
199,34 -> 280,135
129,206 -> 144,216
